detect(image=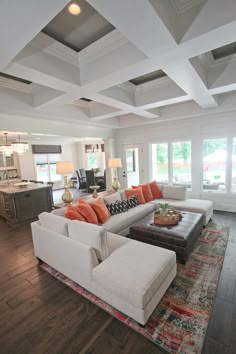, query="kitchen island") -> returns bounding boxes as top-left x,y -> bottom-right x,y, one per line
0,183 -> 53,226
